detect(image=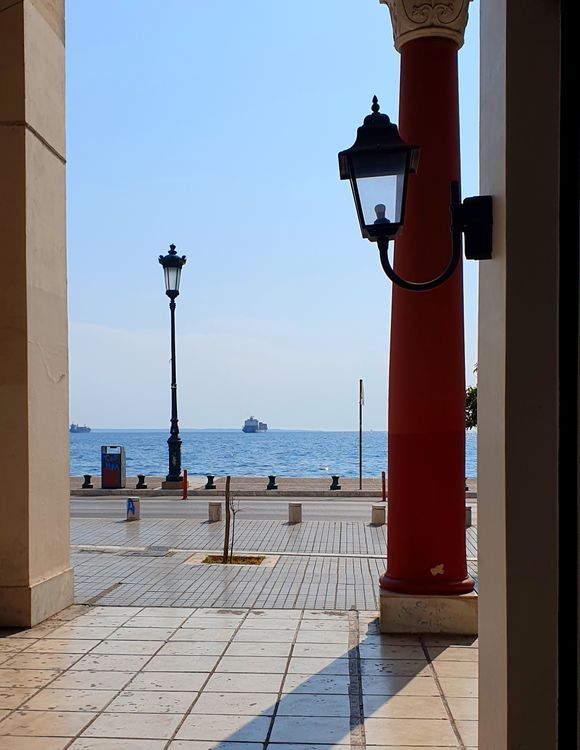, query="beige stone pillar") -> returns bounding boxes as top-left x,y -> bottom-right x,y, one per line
0,0 -> 73,626
478,0 -> 560,747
